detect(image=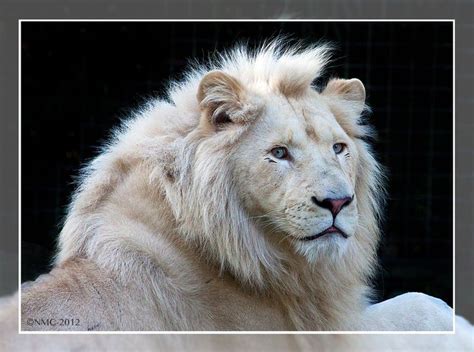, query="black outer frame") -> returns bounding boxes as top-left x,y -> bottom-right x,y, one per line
0,0 -> 472,329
